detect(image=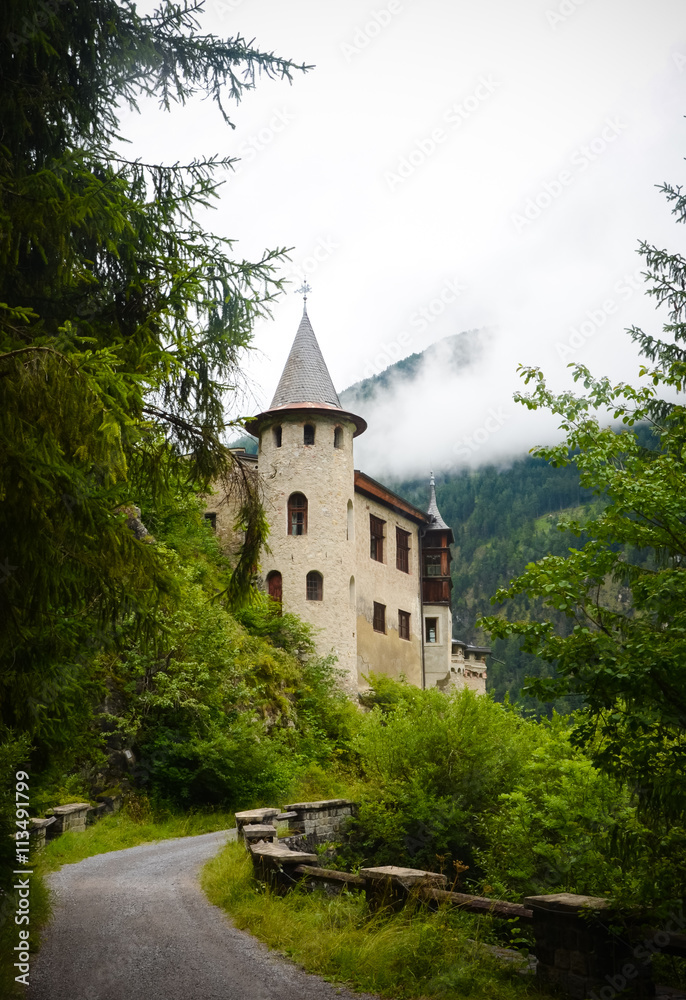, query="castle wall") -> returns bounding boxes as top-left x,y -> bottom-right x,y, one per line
422,604 -> 453,688
354,495 -> 423,687
258,413 -> 358,691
